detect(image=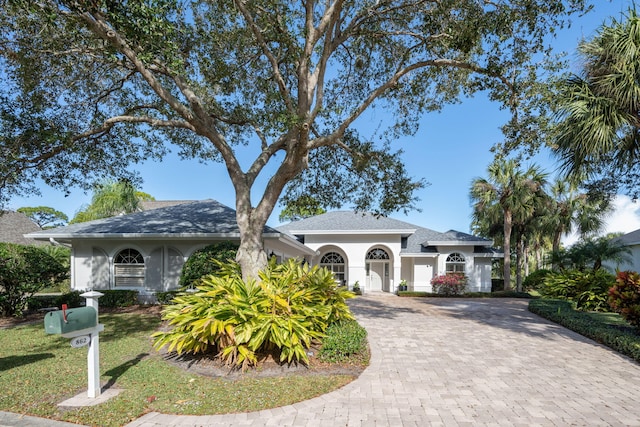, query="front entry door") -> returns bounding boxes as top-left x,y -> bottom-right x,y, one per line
369,262 -> 383,291
367,262 -> 389,292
